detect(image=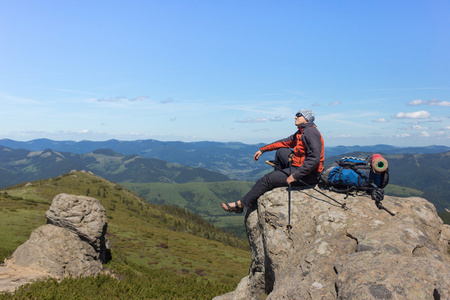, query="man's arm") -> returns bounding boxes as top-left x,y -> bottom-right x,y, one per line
259,134 -> 297,153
